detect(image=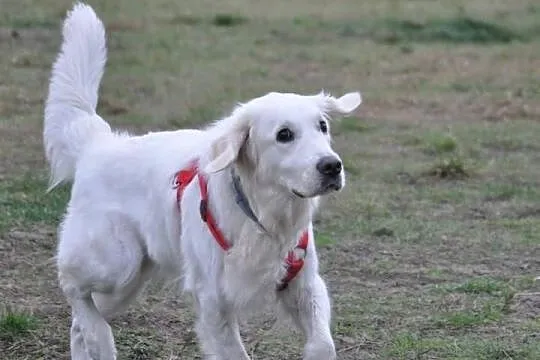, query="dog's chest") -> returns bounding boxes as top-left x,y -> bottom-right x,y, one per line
221,237 -> 293,307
